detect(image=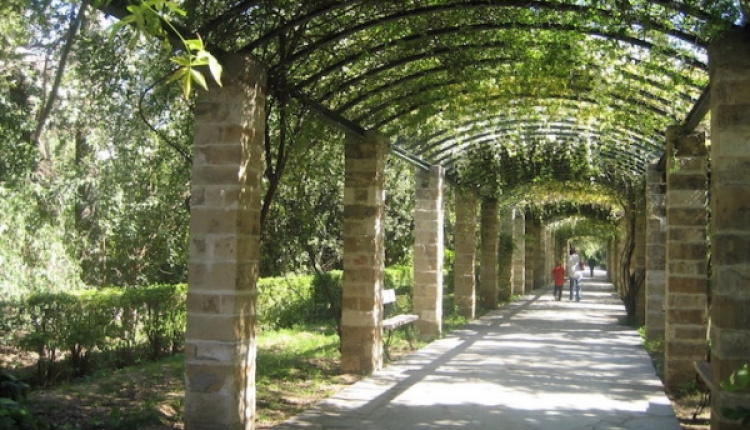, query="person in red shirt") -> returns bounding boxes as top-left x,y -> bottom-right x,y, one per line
552,260 -> 566,301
